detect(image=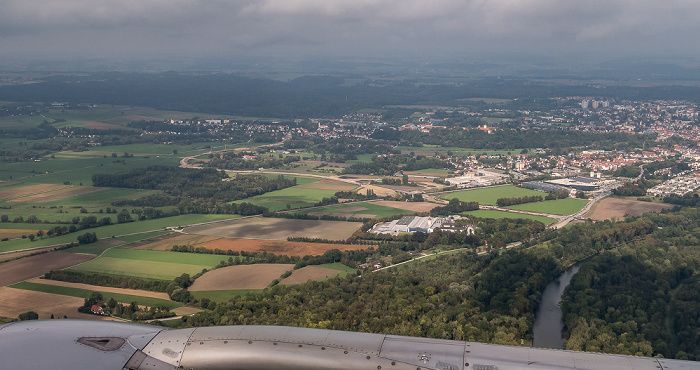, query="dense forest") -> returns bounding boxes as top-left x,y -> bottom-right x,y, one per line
92,166 -> 295,203
2,73 -> 700,118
